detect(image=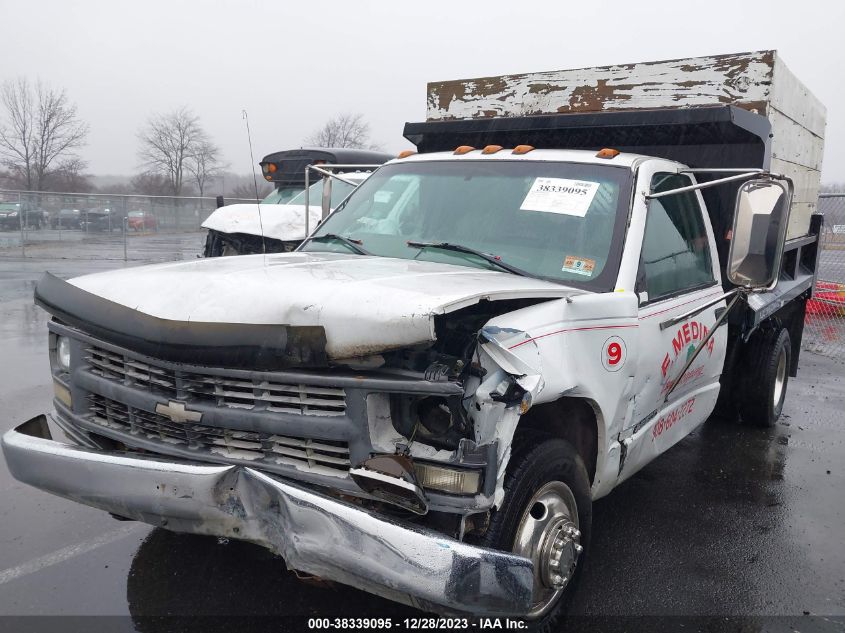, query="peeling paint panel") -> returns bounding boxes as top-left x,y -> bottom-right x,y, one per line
426,51 -> 778,121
